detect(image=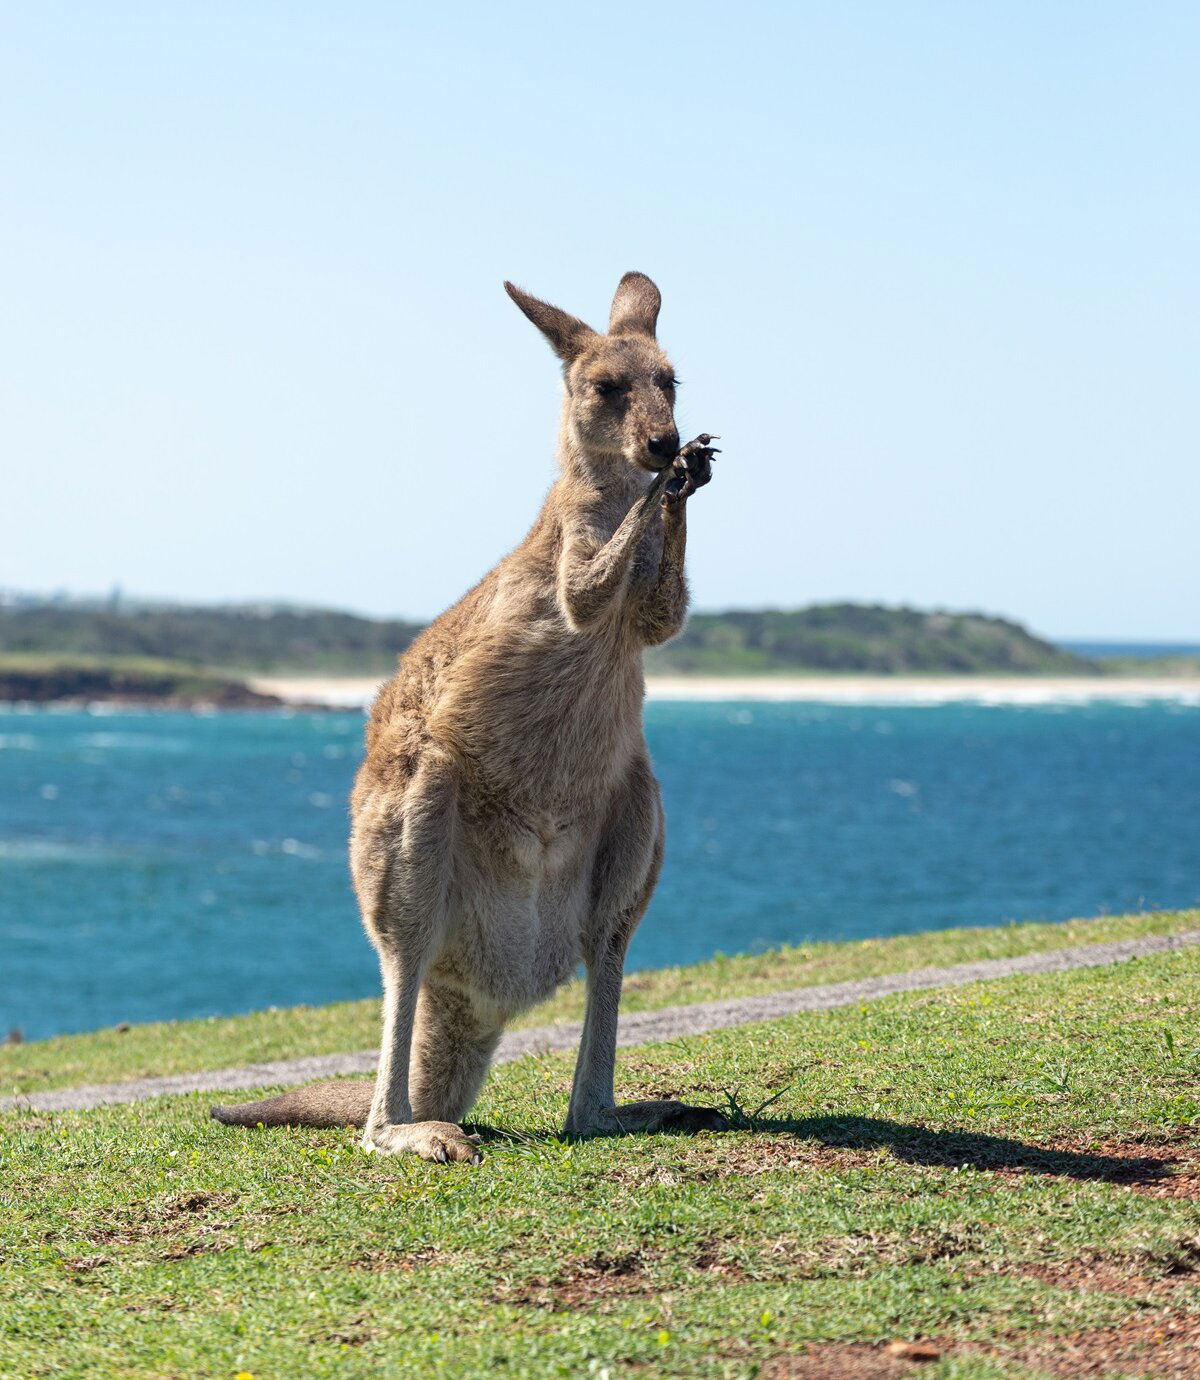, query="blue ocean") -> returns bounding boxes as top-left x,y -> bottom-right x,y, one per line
2,699 -> 1198,1041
